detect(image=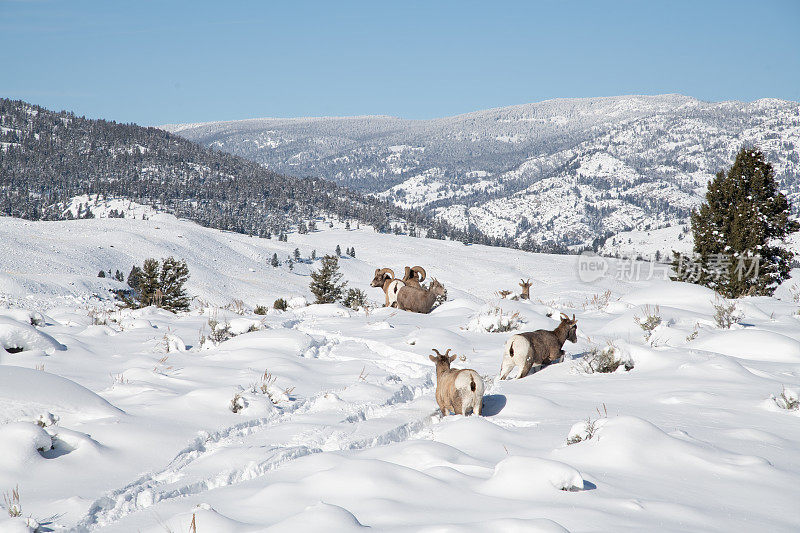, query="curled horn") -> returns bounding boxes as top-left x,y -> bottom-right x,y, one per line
560,312 -> 569,321
378,267 -> 395,280
411,266 -> 426,282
